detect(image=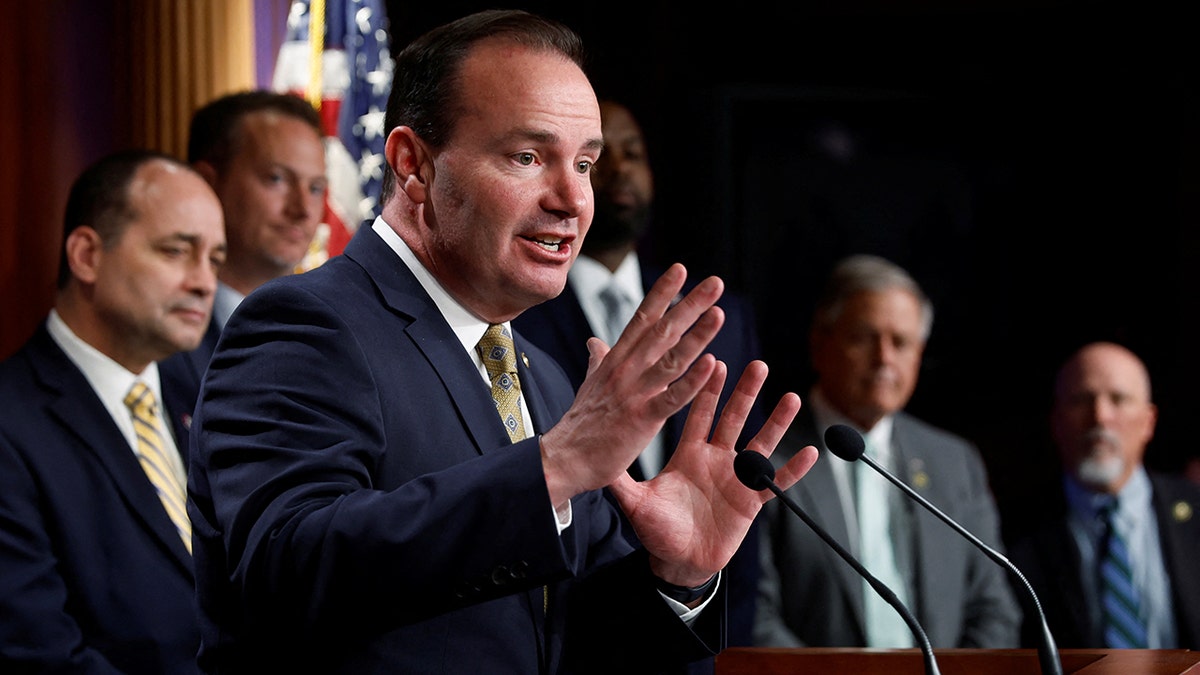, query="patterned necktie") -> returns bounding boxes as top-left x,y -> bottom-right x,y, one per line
1098,499 -> 1147,648
124,382 -> 192,553
597,284 -> 629,345
476,324 -> 527,443
855,446 -> 913,648
476,325 -> 546,612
